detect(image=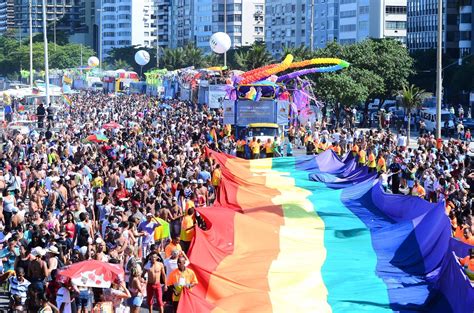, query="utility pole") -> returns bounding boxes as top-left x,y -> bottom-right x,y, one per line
53,0 -> 56,51
224,0 -> 227,67
156,6 -> 159,68
98,0 -> 103,71
435,0 -> 443,139
42,0 -> 50,106
29,0 -> 34,87
310,0 -> 314,51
